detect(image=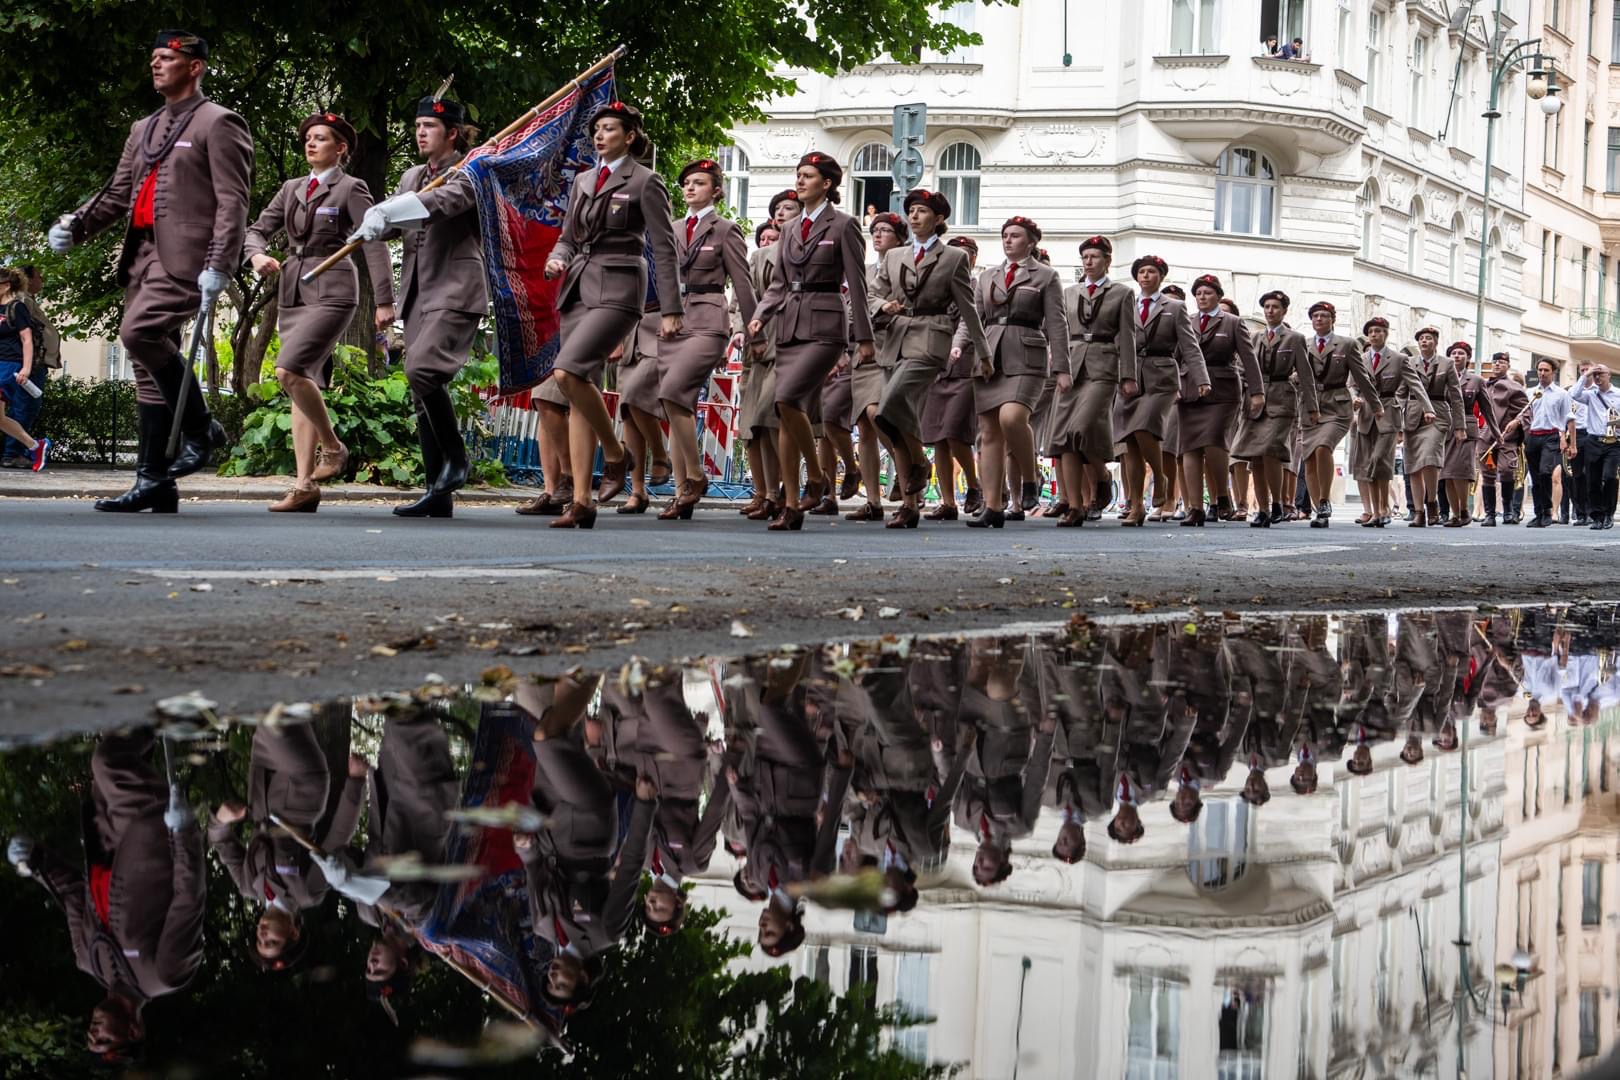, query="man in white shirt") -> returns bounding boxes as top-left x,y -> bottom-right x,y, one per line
1572,363 -> 1620,529
1504,358 -> 1575,527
